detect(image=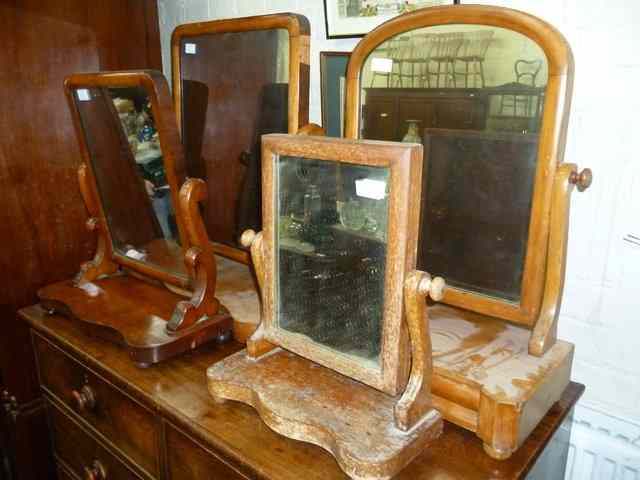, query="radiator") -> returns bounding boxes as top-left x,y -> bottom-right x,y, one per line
565,405 -> 640,480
